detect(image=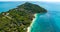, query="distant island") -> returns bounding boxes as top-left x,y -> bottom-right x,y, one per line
0,2 -> 47,32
